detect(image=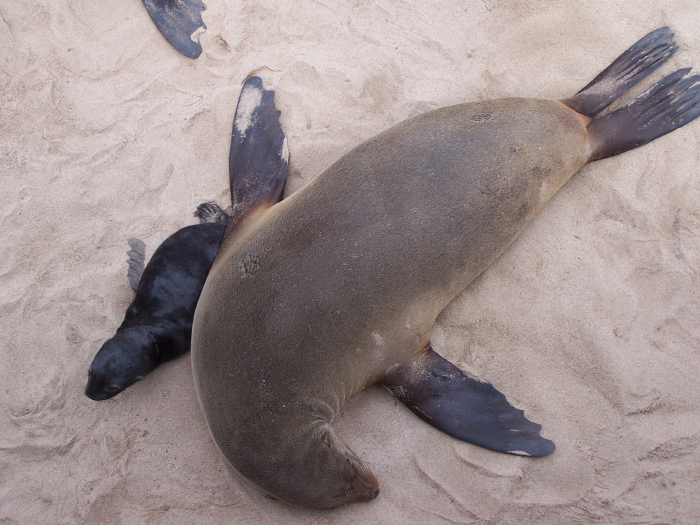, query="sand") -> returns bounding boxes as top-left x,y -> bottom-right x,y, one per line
2,0 -> 699,523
